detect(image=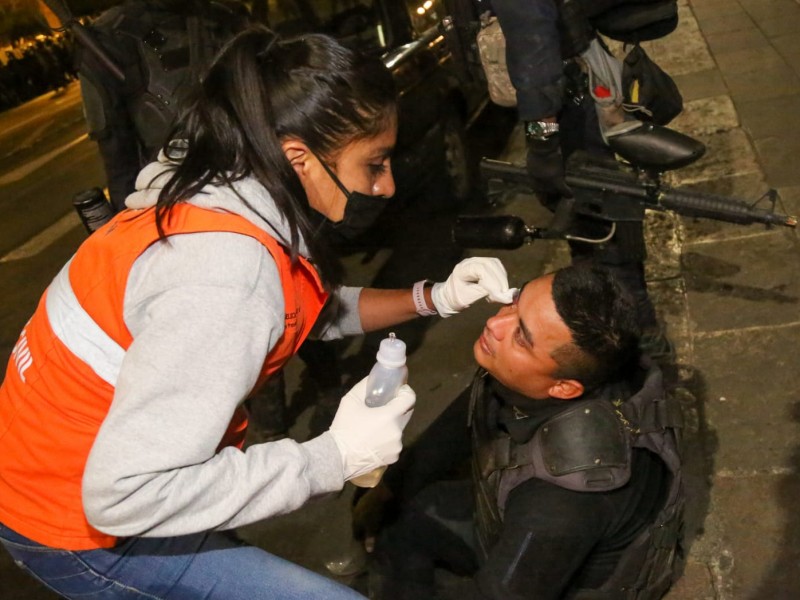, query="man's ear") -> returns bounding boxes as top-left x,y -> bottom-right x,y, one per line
281,138 -> 312,179
548,379 -> 584,400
